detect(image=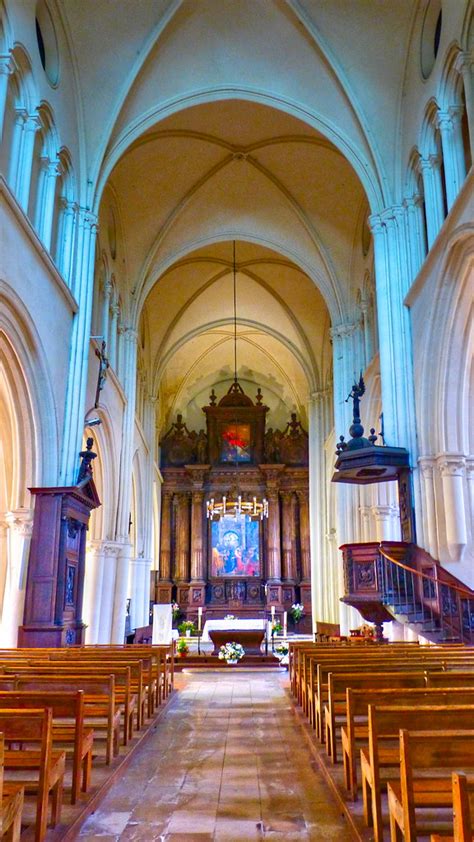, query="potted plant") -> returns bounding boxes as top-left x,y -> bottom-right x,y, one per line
171,602 -> 181,624
178,620 -> 196,637
271,620 -> 283,637
218,642 -> 245,665
177,638 -> 189,657
290,602 -> 304,625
